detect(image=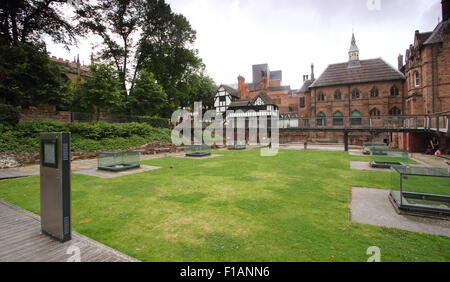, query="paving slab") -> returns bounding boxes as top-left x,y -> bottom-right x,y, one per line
350,161 -> 393,172
350,187 -> 450,237
74,165 -> 162,179
0,200 -> 138,262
